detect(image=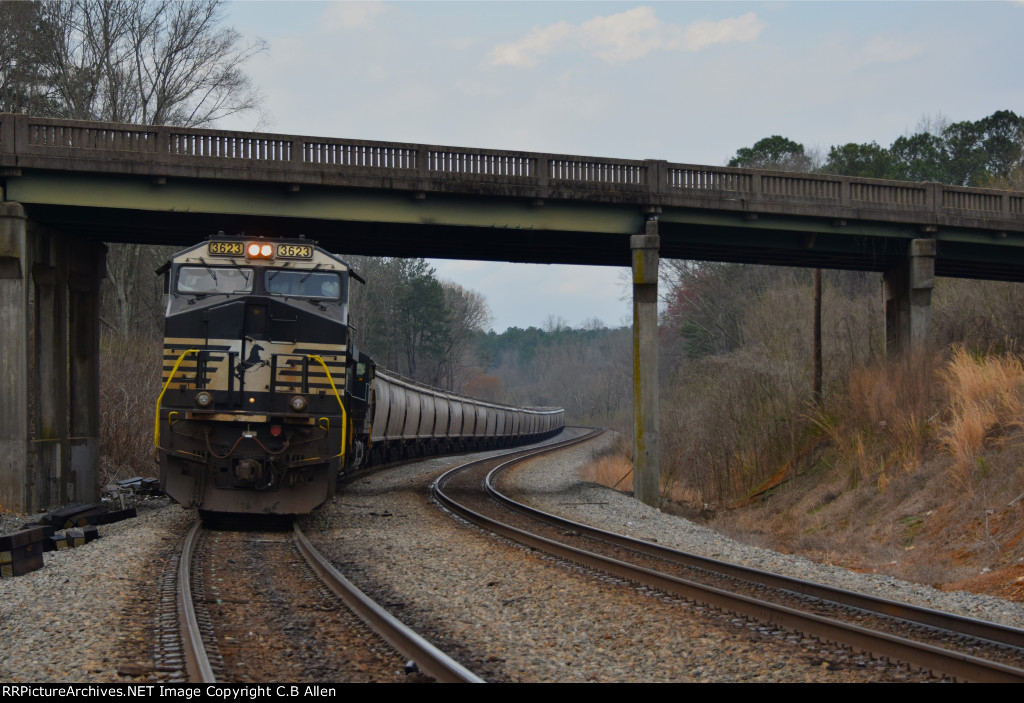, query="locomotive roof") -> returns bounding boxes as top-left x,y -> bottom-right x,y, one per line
167,234 -> 354,272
